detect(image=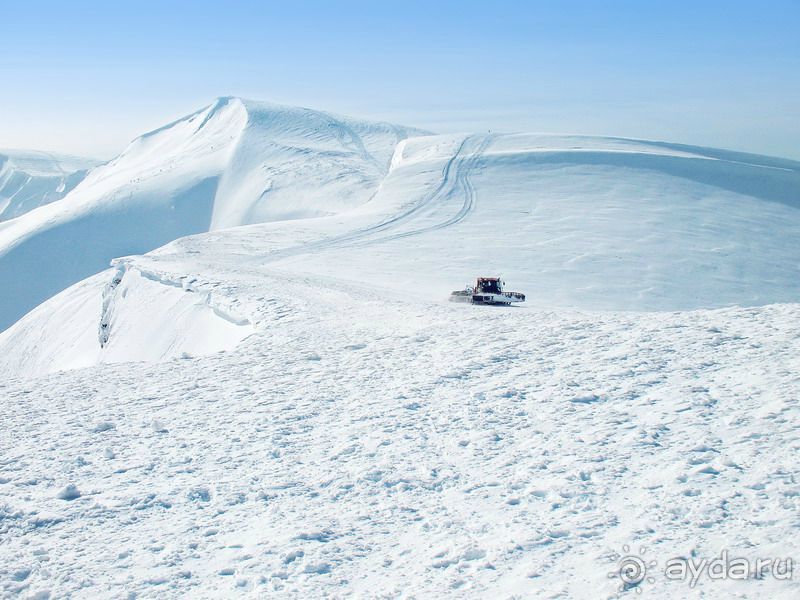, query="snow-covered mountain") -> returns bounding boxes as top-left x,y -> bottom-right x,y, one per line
0,97 -> 425,331
0,149 -> 97,222
1,128 -> 799,376
1,100 -> 800,598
